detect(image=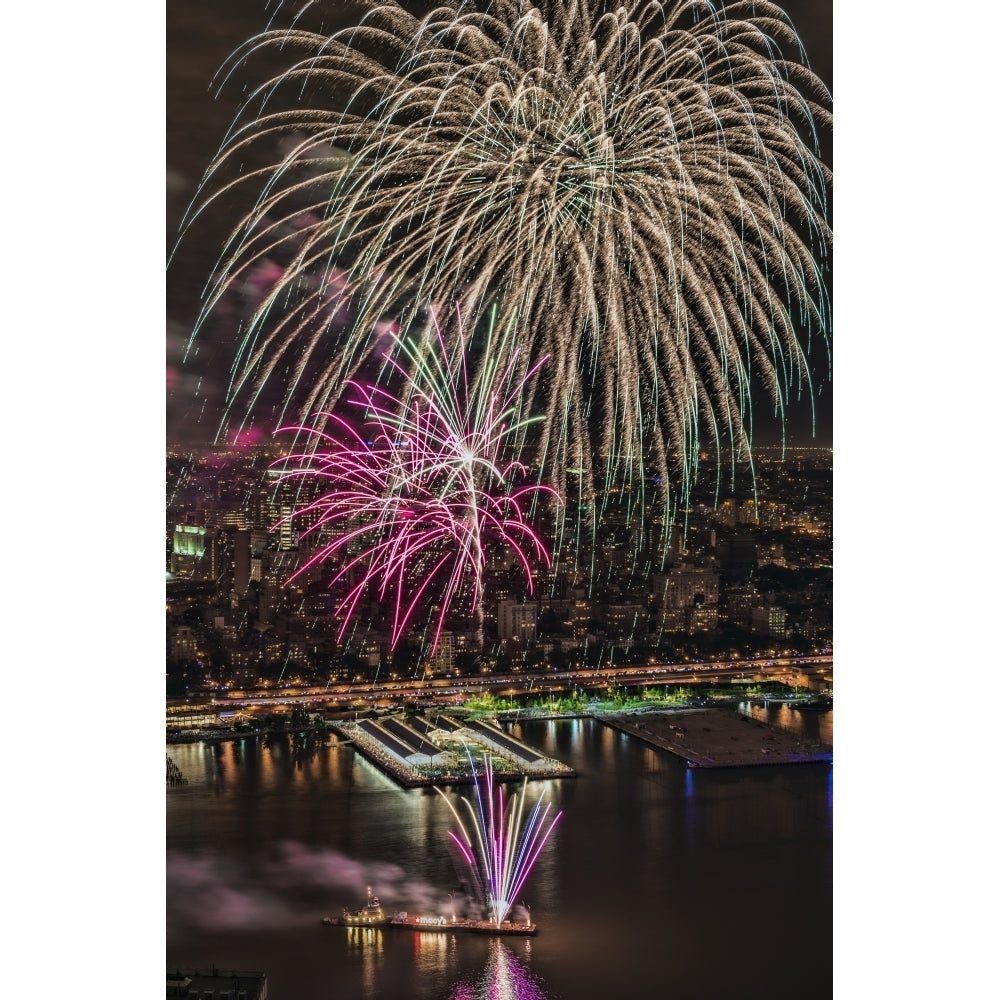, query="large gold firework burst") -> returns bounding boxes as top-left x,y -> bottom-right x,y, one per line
184,0 -> 831,516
